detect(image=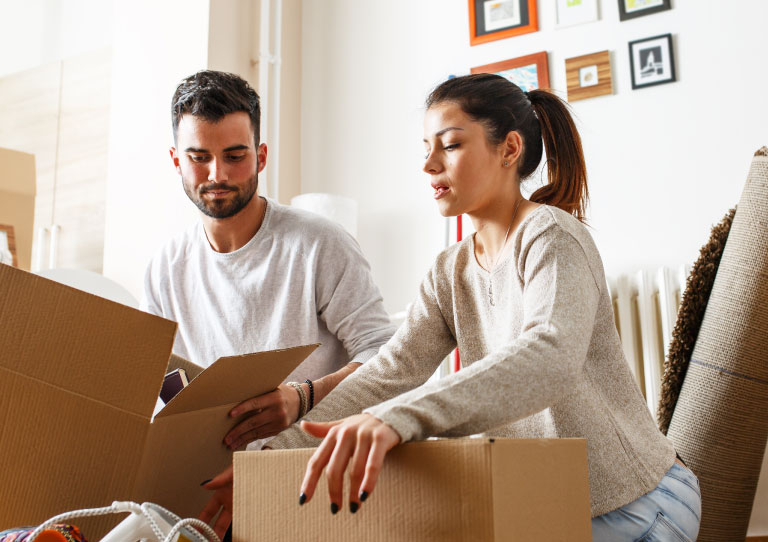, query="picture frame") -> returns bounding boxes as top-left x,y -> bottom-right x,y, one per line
0,224 -> 17,267
628,33 -> 676,90
471,51 -> 550,92
556,0 -> 599,28
618,0 -> 671,21
468,0 -> 538,46
565,50 -> 613,101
